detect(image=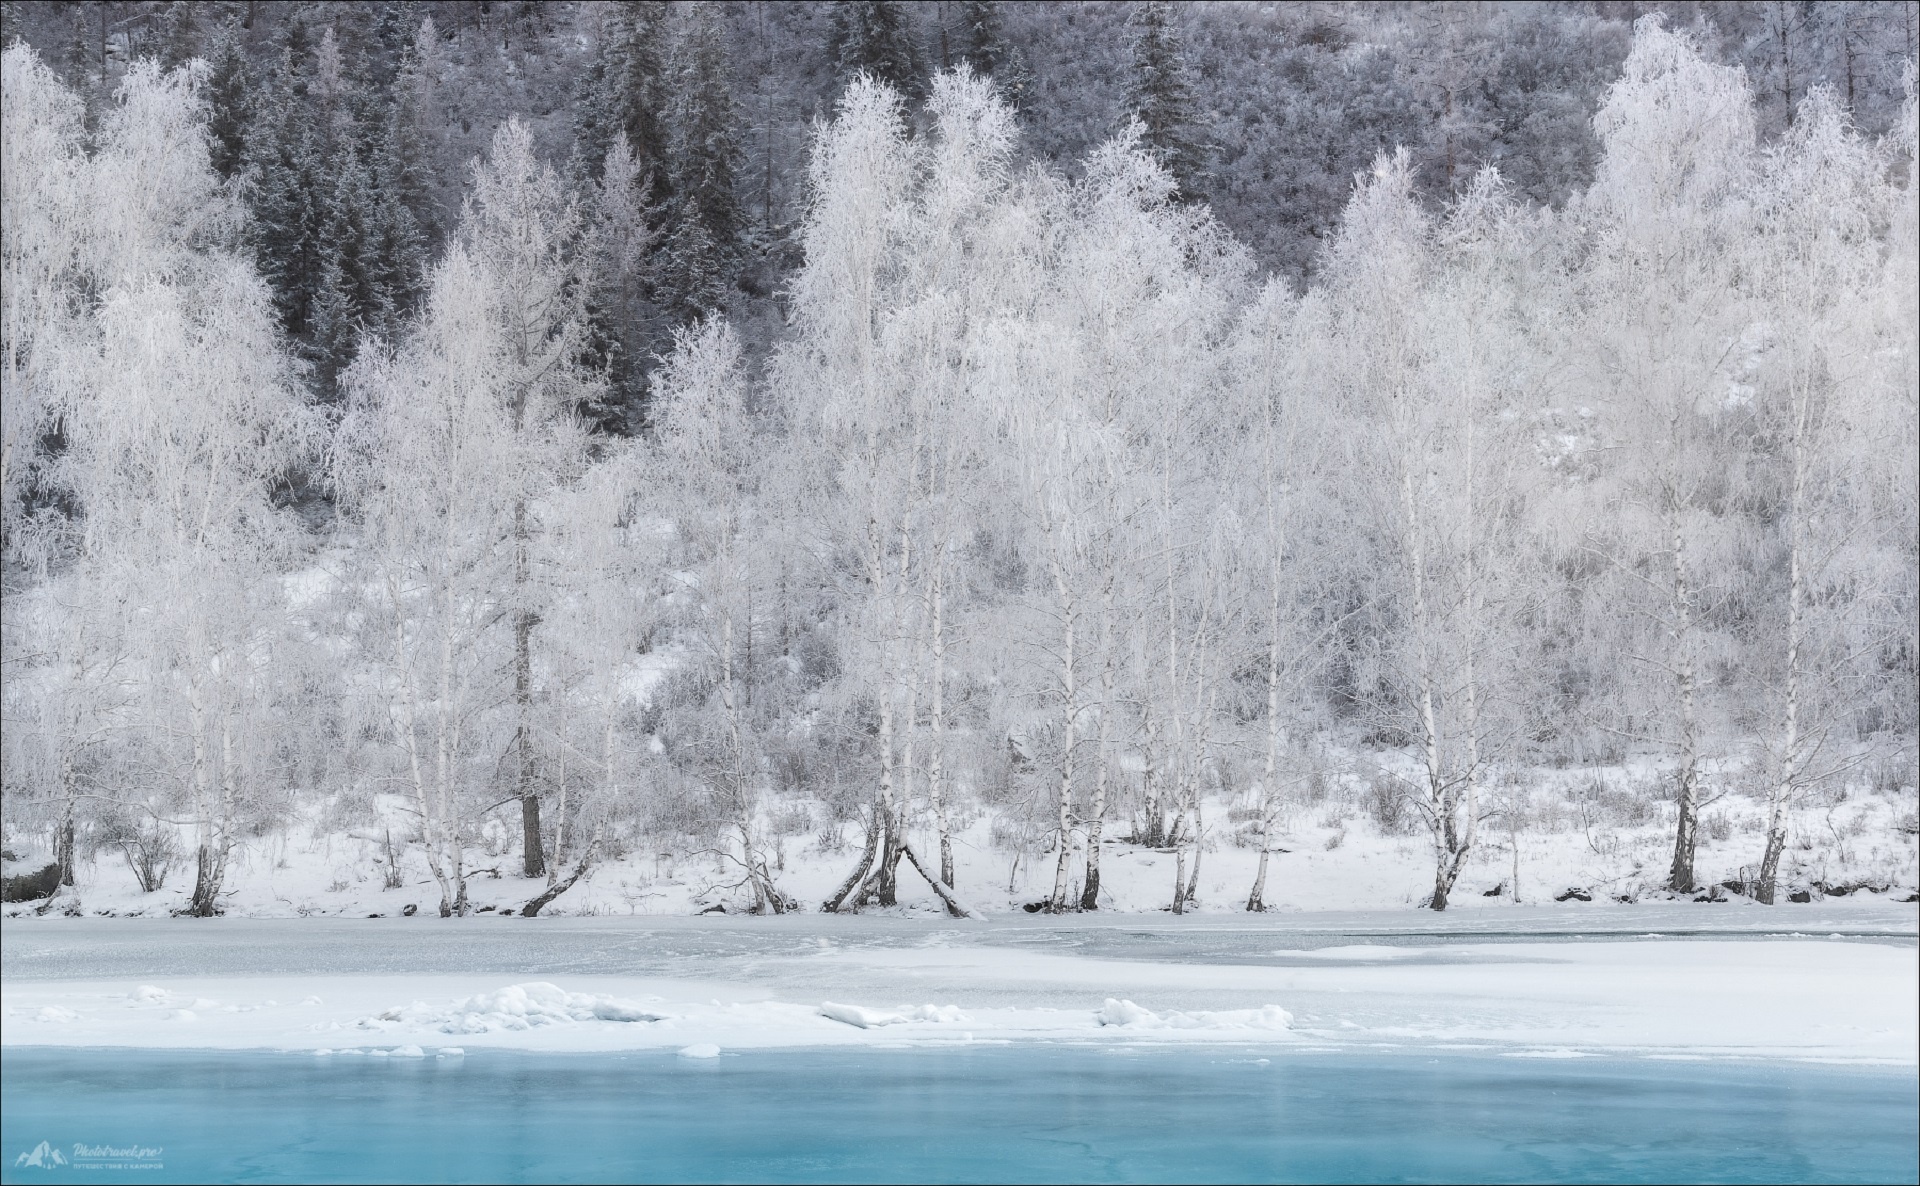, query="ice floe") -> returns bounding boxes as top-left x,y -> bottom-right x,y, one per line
819,1002 -> 969,1029
361,982 -> 669,1035
1098,999 -> 1293,1031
